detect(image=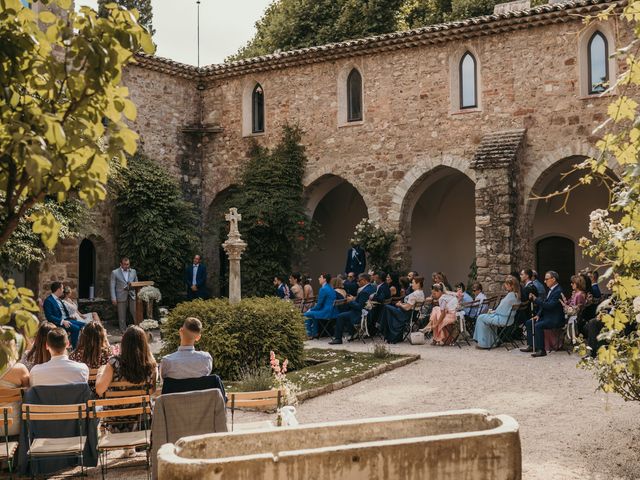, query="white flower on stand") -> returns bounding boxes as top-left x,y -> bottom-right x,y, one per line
138,286 -> 162,303
139,319 -> 159,331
